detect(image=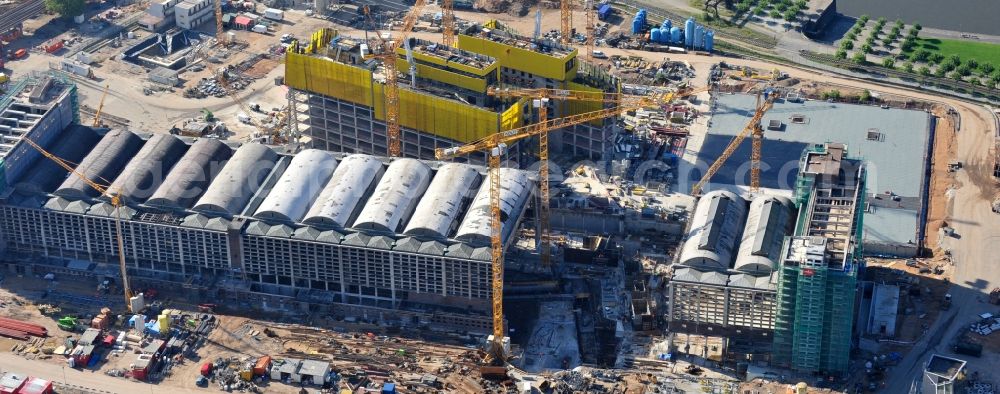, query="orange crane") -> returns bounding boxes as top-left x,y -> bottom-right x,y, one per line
215,0 -> 225,45
584,0 -> 595,57
20,137 -> 134,313
561,0 -> 572,45
92,84 -> 110,127
438,85 -> 710,363
690,87 -> 775,196
442,0 -> 456,46
364,0 -> 427,157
